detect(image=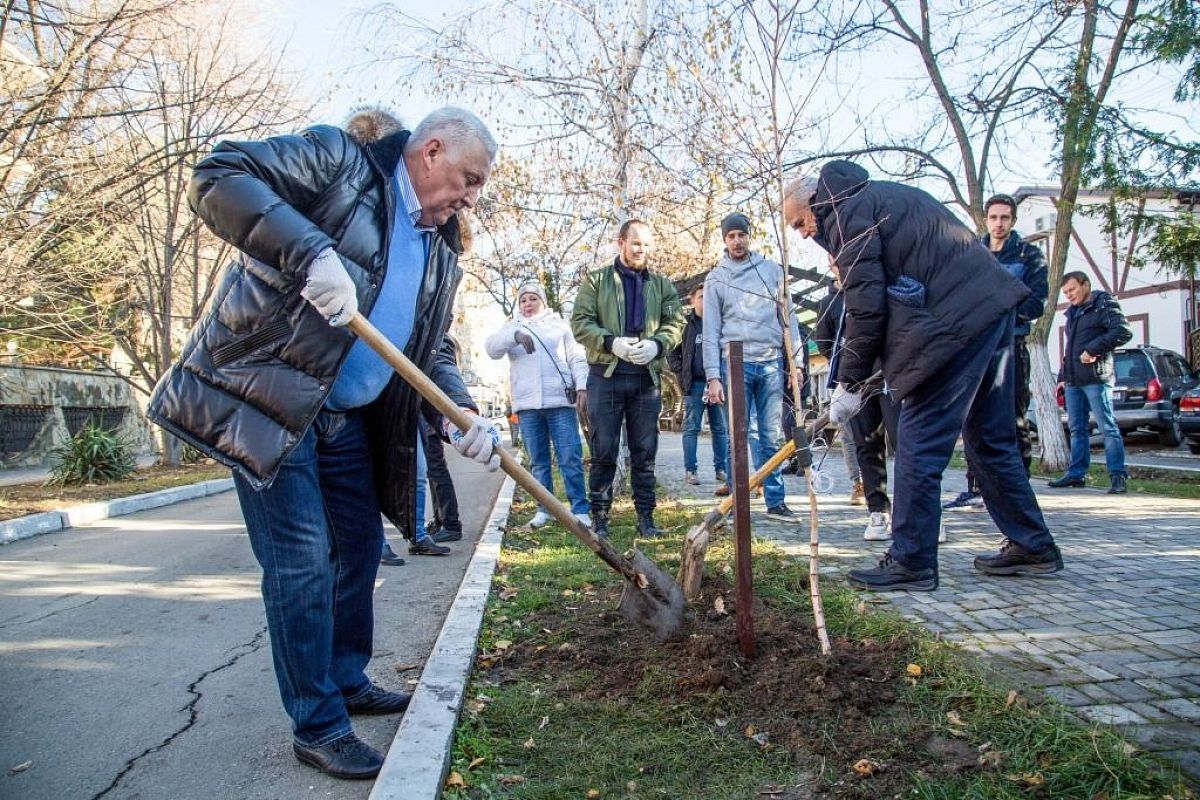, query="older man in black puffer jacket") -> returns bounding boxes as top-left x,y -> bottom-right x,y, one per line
783,161 -> 1062,592
149,107 -> 500,779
